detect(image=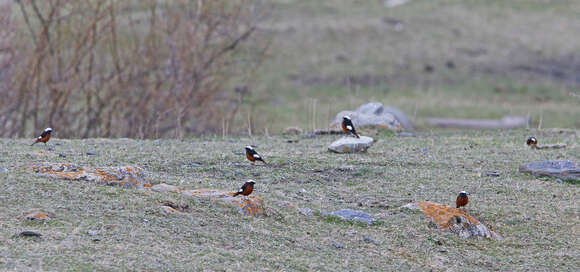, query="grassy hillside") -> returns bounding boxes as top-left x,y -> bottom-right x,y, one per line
245,0 -> 580,132
1,129 -> 578,271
